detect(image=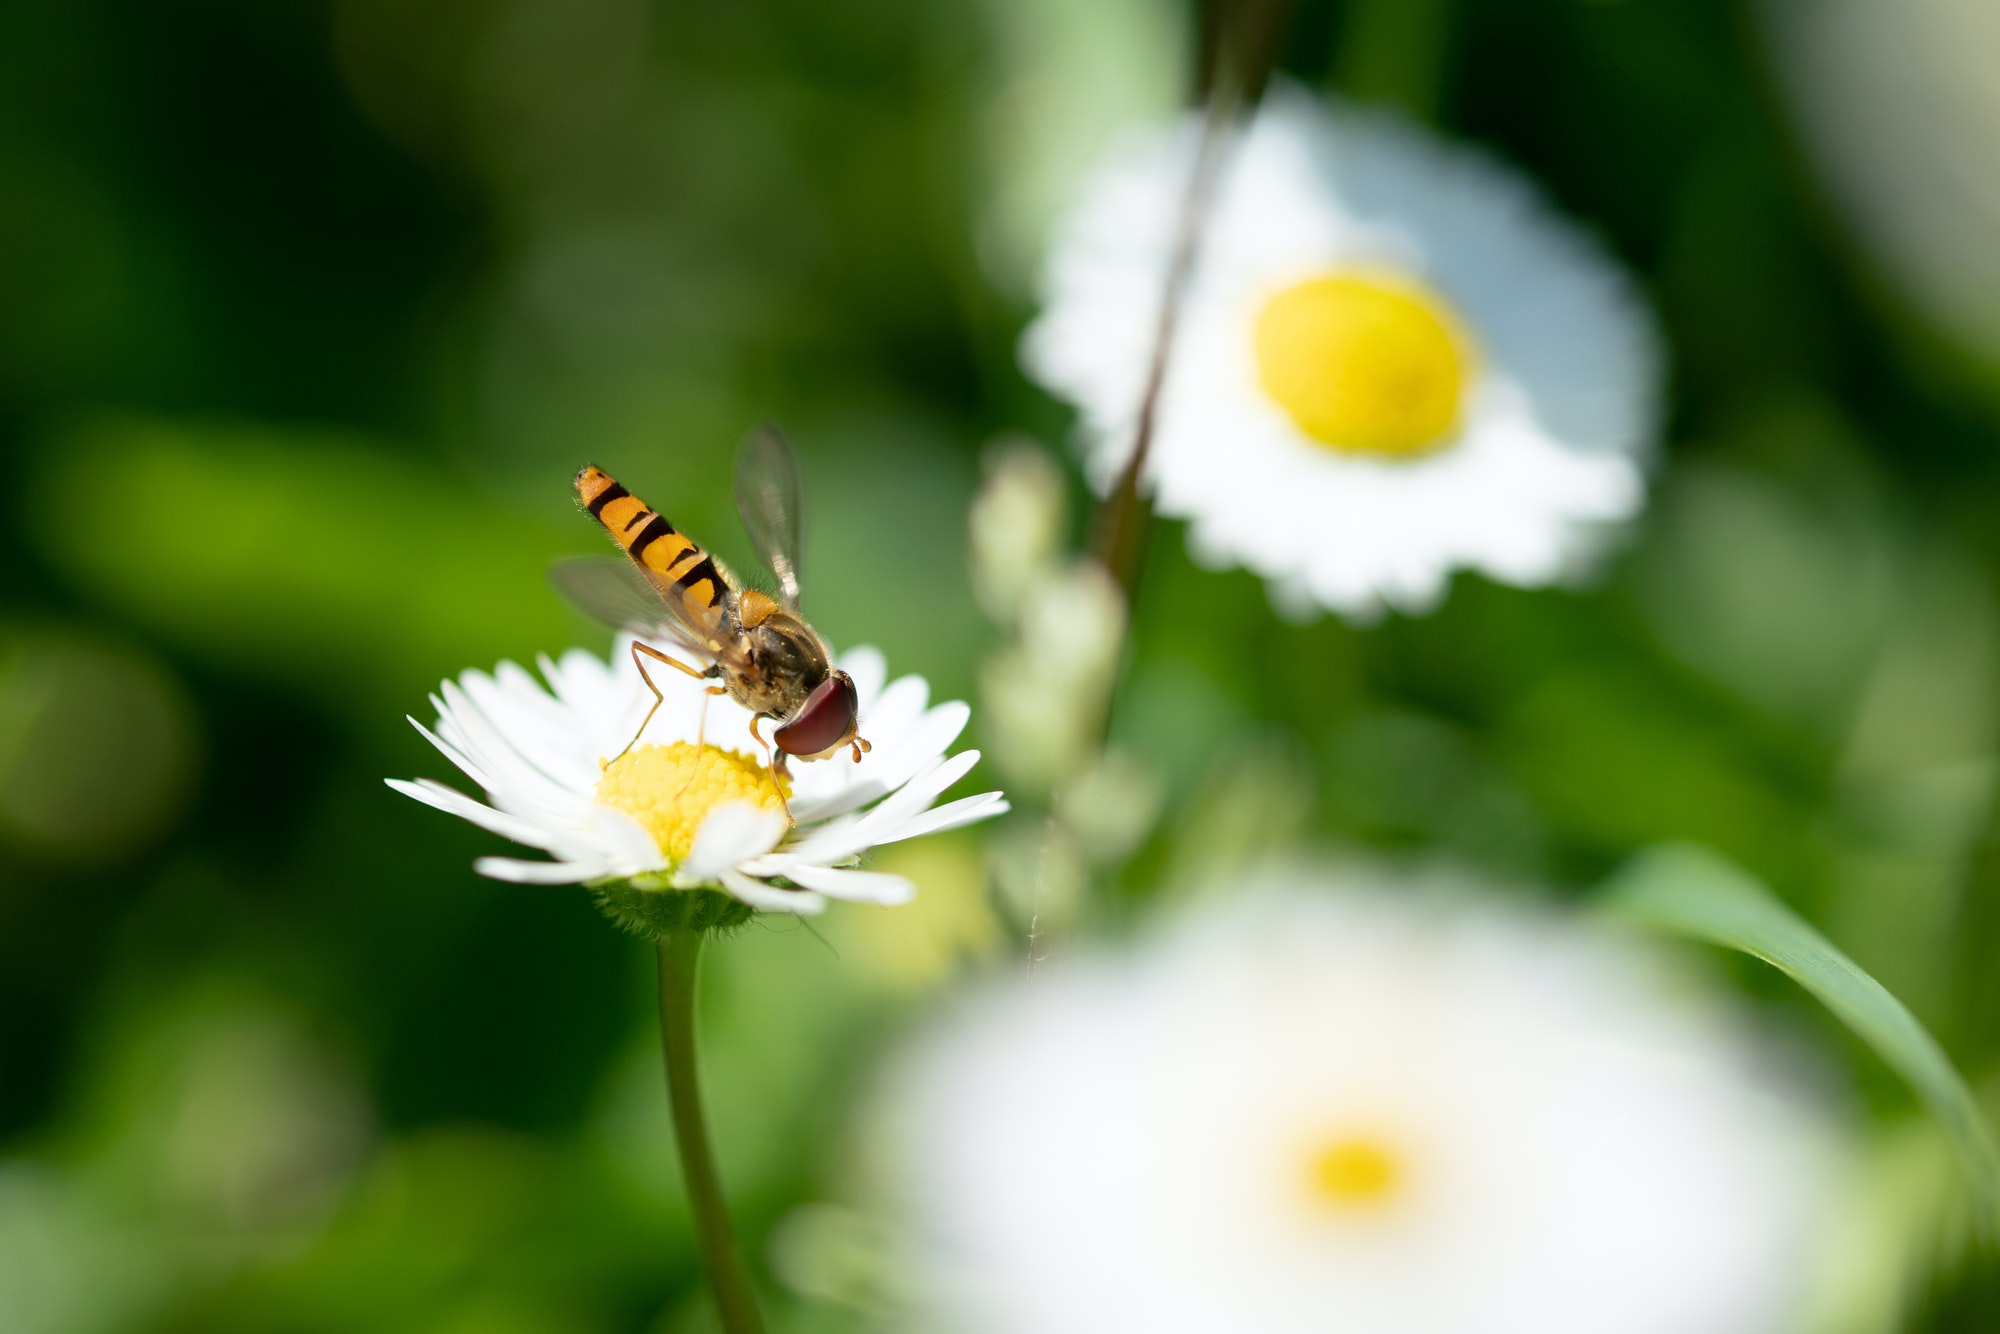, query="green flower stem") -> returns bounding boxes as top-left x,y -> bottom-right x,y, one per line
656,928 -> 765,1334
1093,0 -> 1288,602
1090,83 -> 1235,600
